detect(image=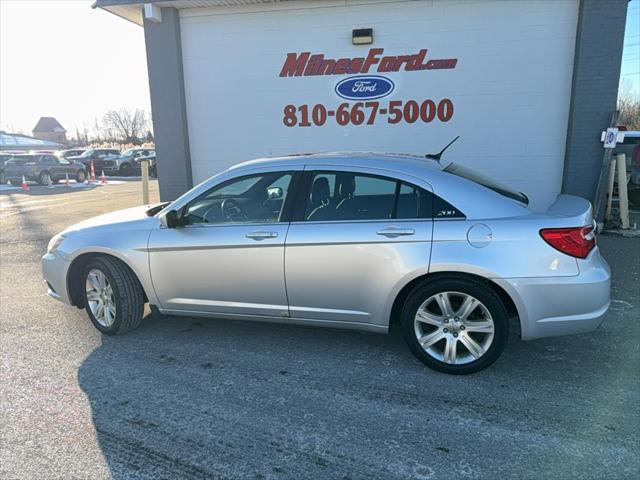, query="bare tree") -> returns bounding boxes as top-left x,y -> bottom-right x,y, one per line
102,108 -> 149,144
618,79 -> 640,130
